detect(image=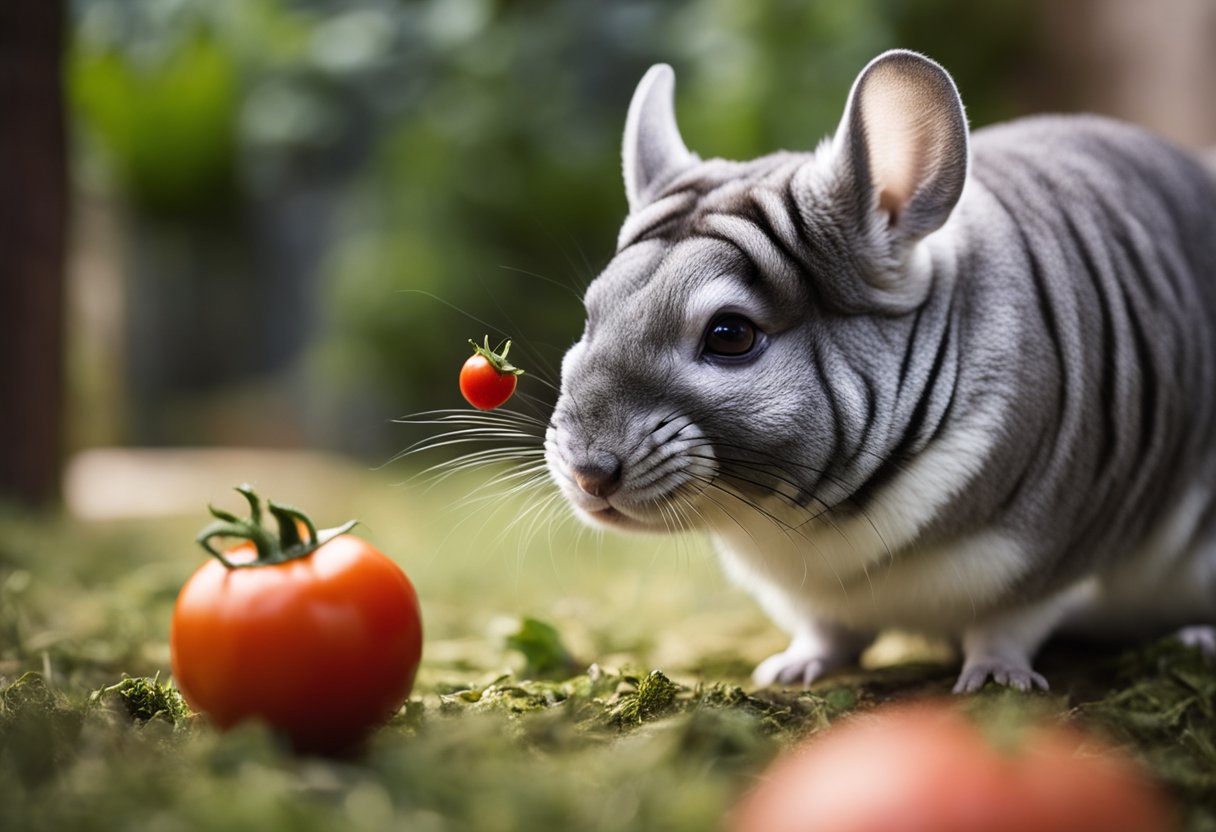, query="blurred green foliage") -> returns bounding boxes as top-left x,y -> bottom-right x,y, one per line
72,30 -> 240,217
68,0 -> 1034,455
